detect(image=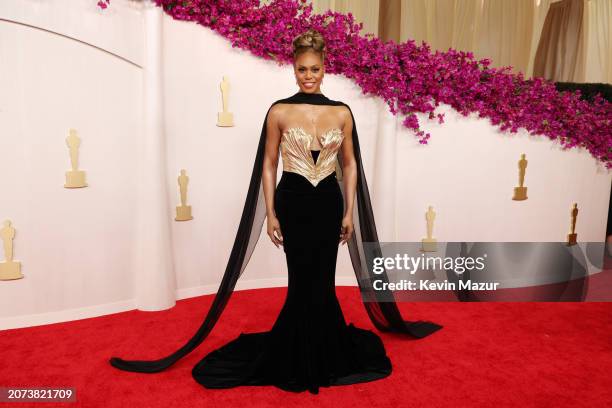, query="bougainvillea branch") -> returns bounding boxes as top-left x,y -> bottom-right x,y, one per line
100,0 -> 612,168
